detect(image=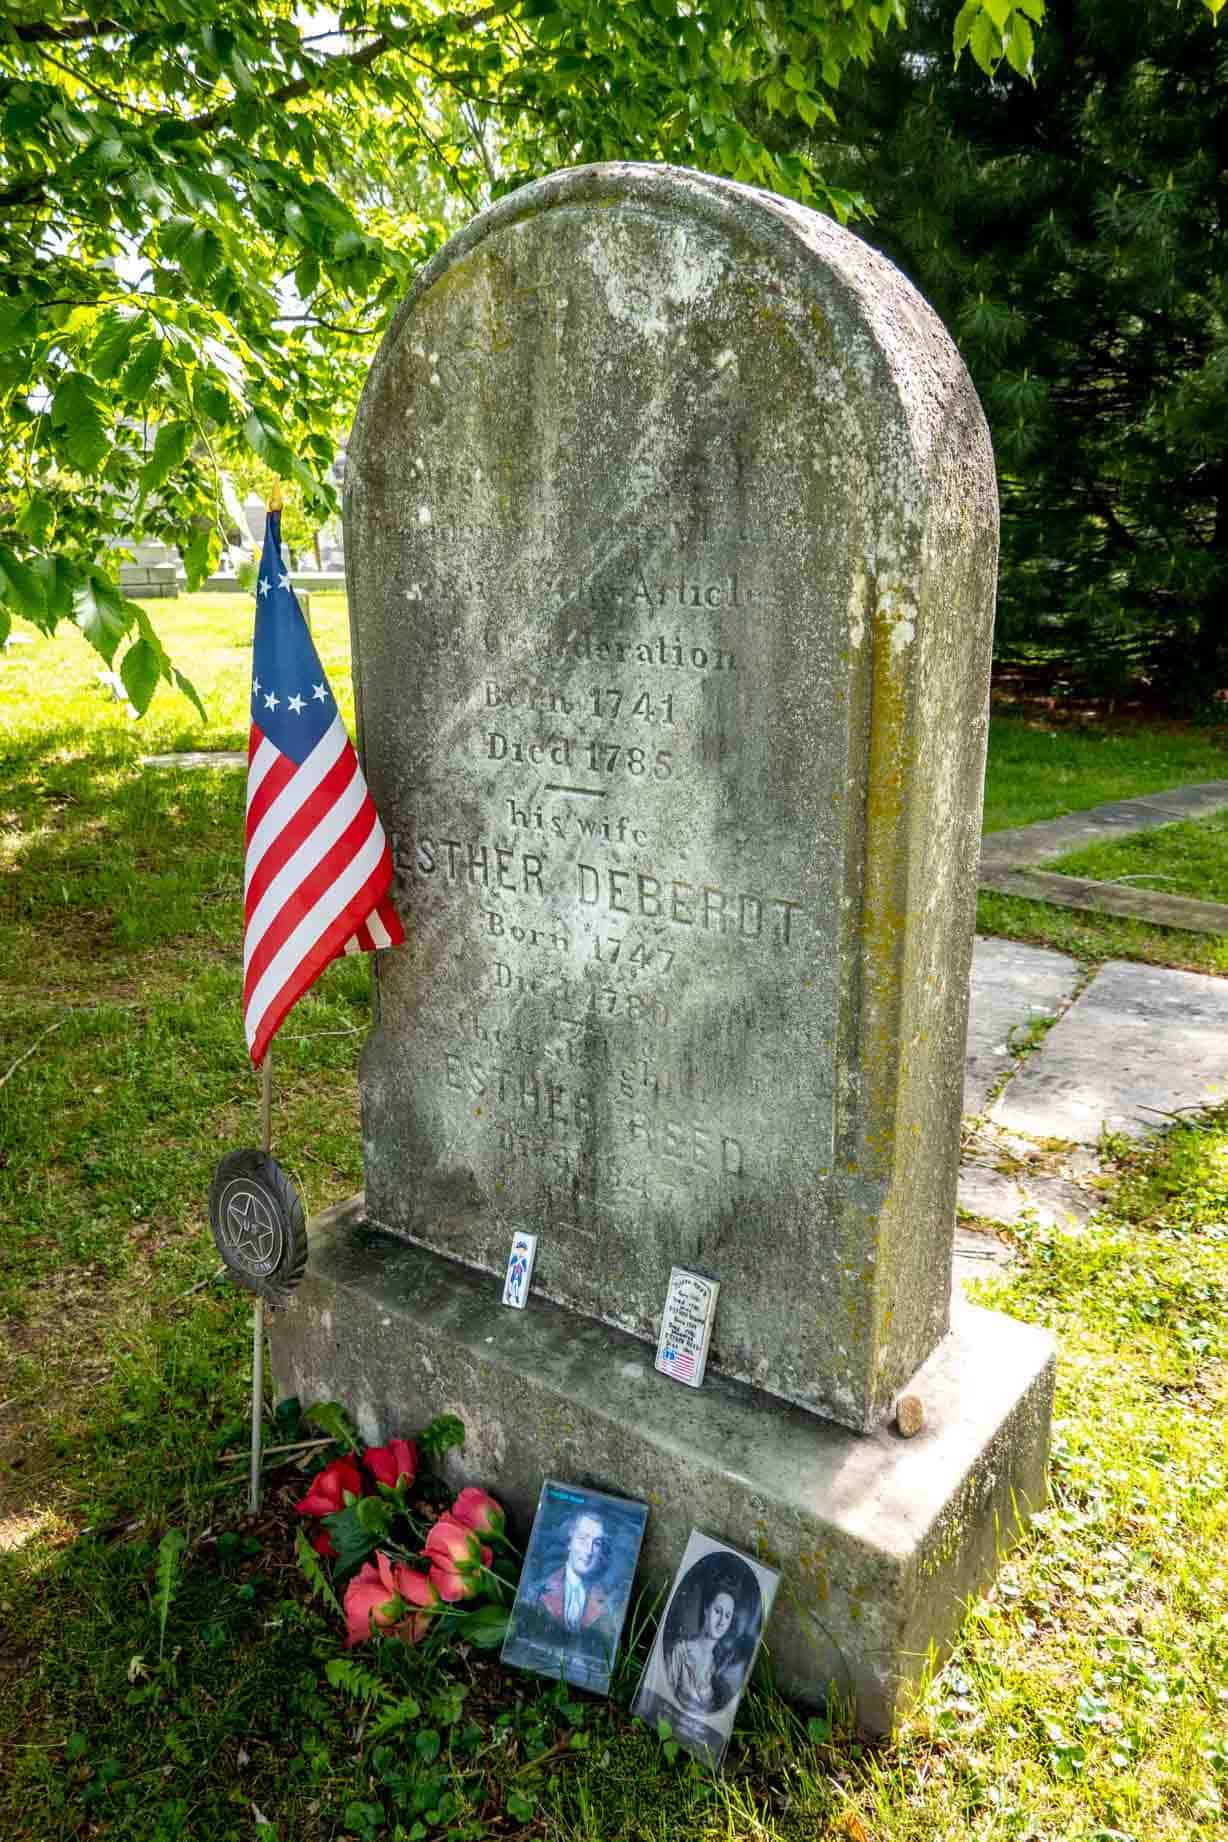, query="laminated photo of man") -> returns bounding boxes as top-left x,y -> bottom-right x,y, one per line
539,1507 -> 613,1634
